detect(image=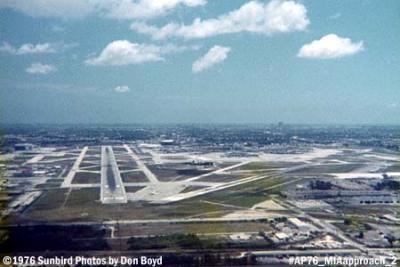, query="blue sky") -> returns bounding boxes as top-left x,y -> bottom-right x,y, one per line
0,0 -> 399,124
